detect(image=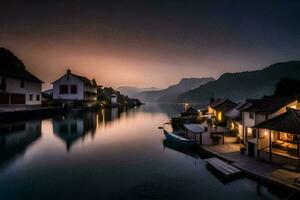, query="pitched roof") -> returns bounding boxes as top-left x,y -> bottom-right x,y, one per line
72,74 -> 97,87
209,98 -> 227,108
0,48 -> 43,83
243,96 -> 298,114
52,70 -> 97,87
185,106 -> 198,114
224,102 -> 249,119
255,108 -> 300,135
209,98 -> 237,113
